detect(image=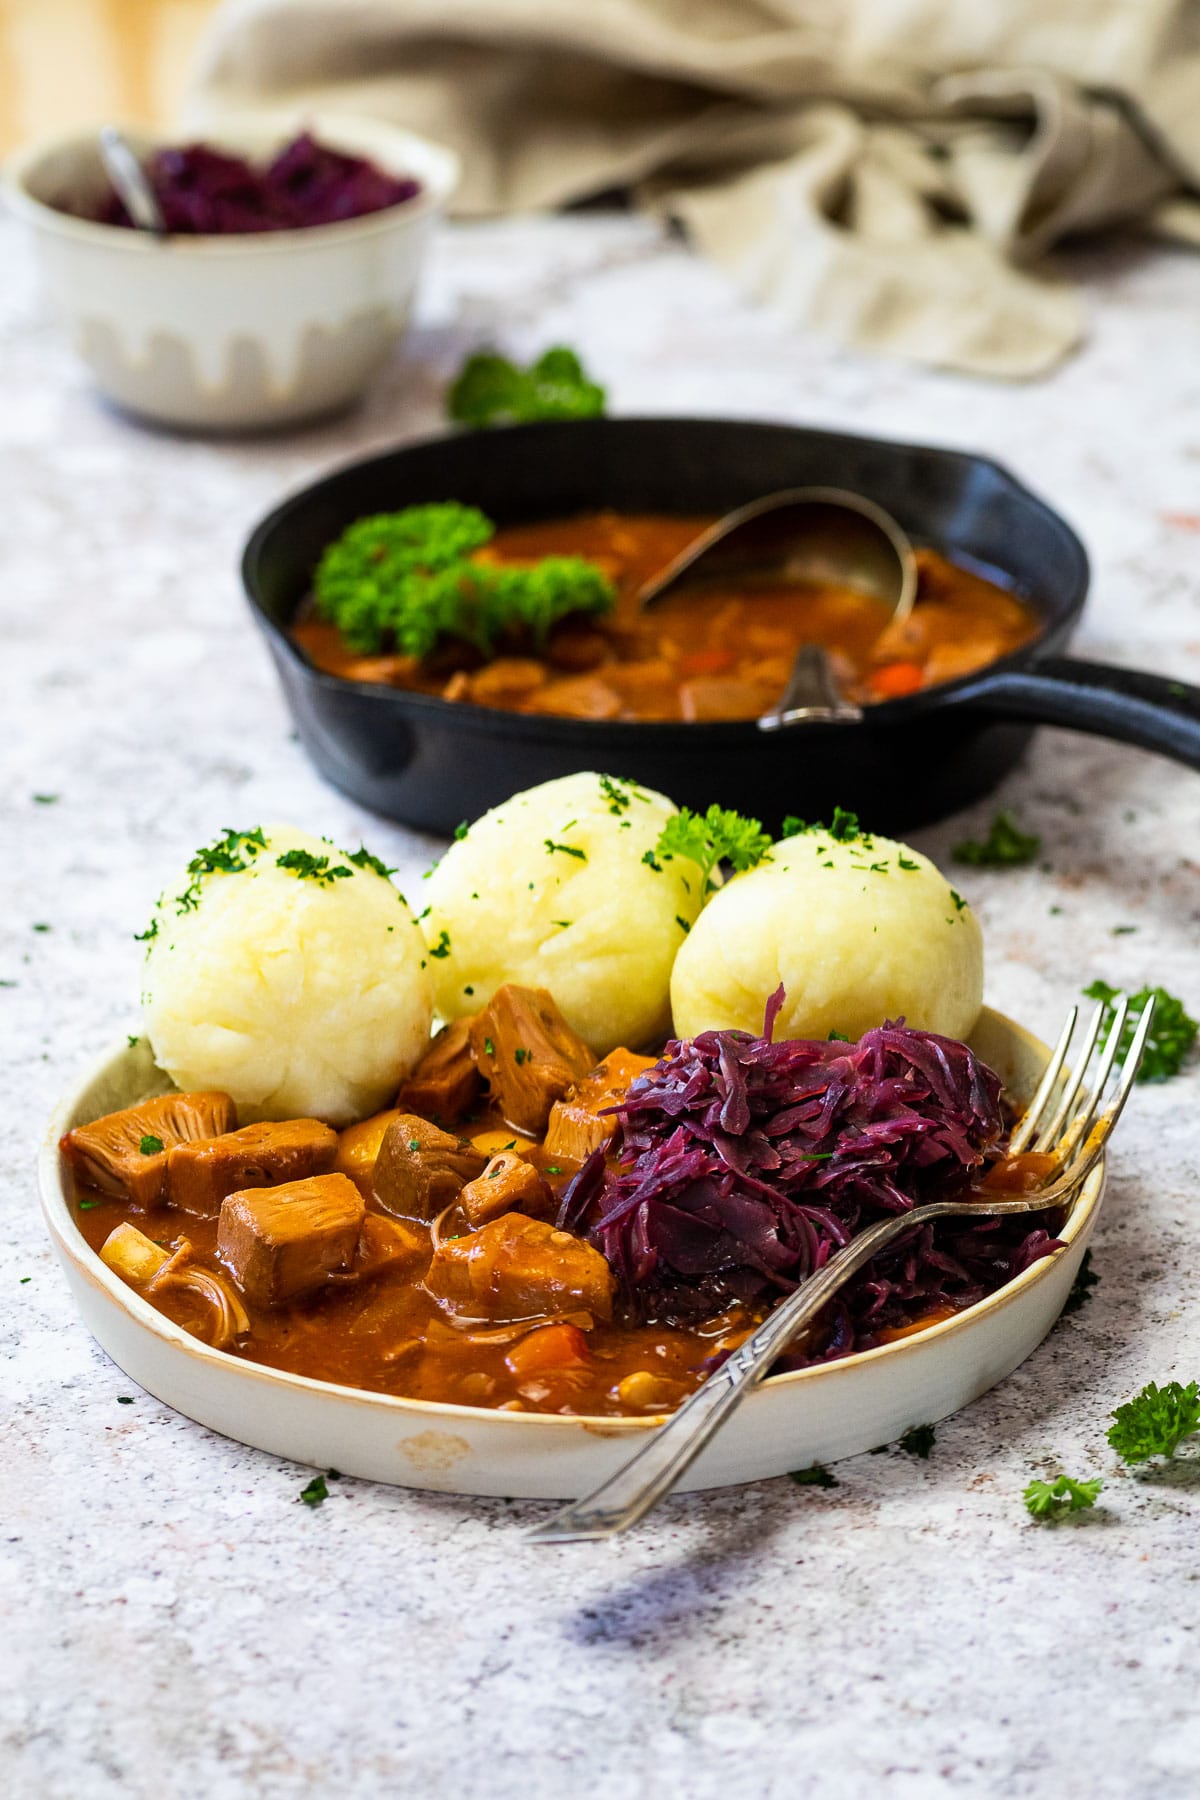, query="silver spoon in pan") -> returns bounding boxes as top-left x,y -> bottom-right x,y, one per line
636,486 -> 919,728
